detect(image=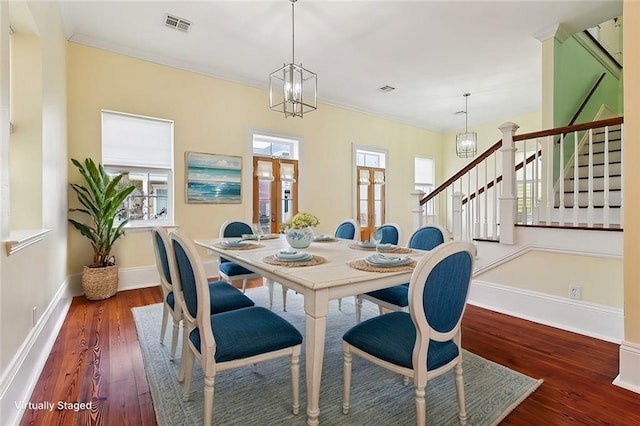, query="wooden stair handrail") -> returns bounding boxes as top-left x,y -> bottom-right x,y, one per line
420,116 -> 624,206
